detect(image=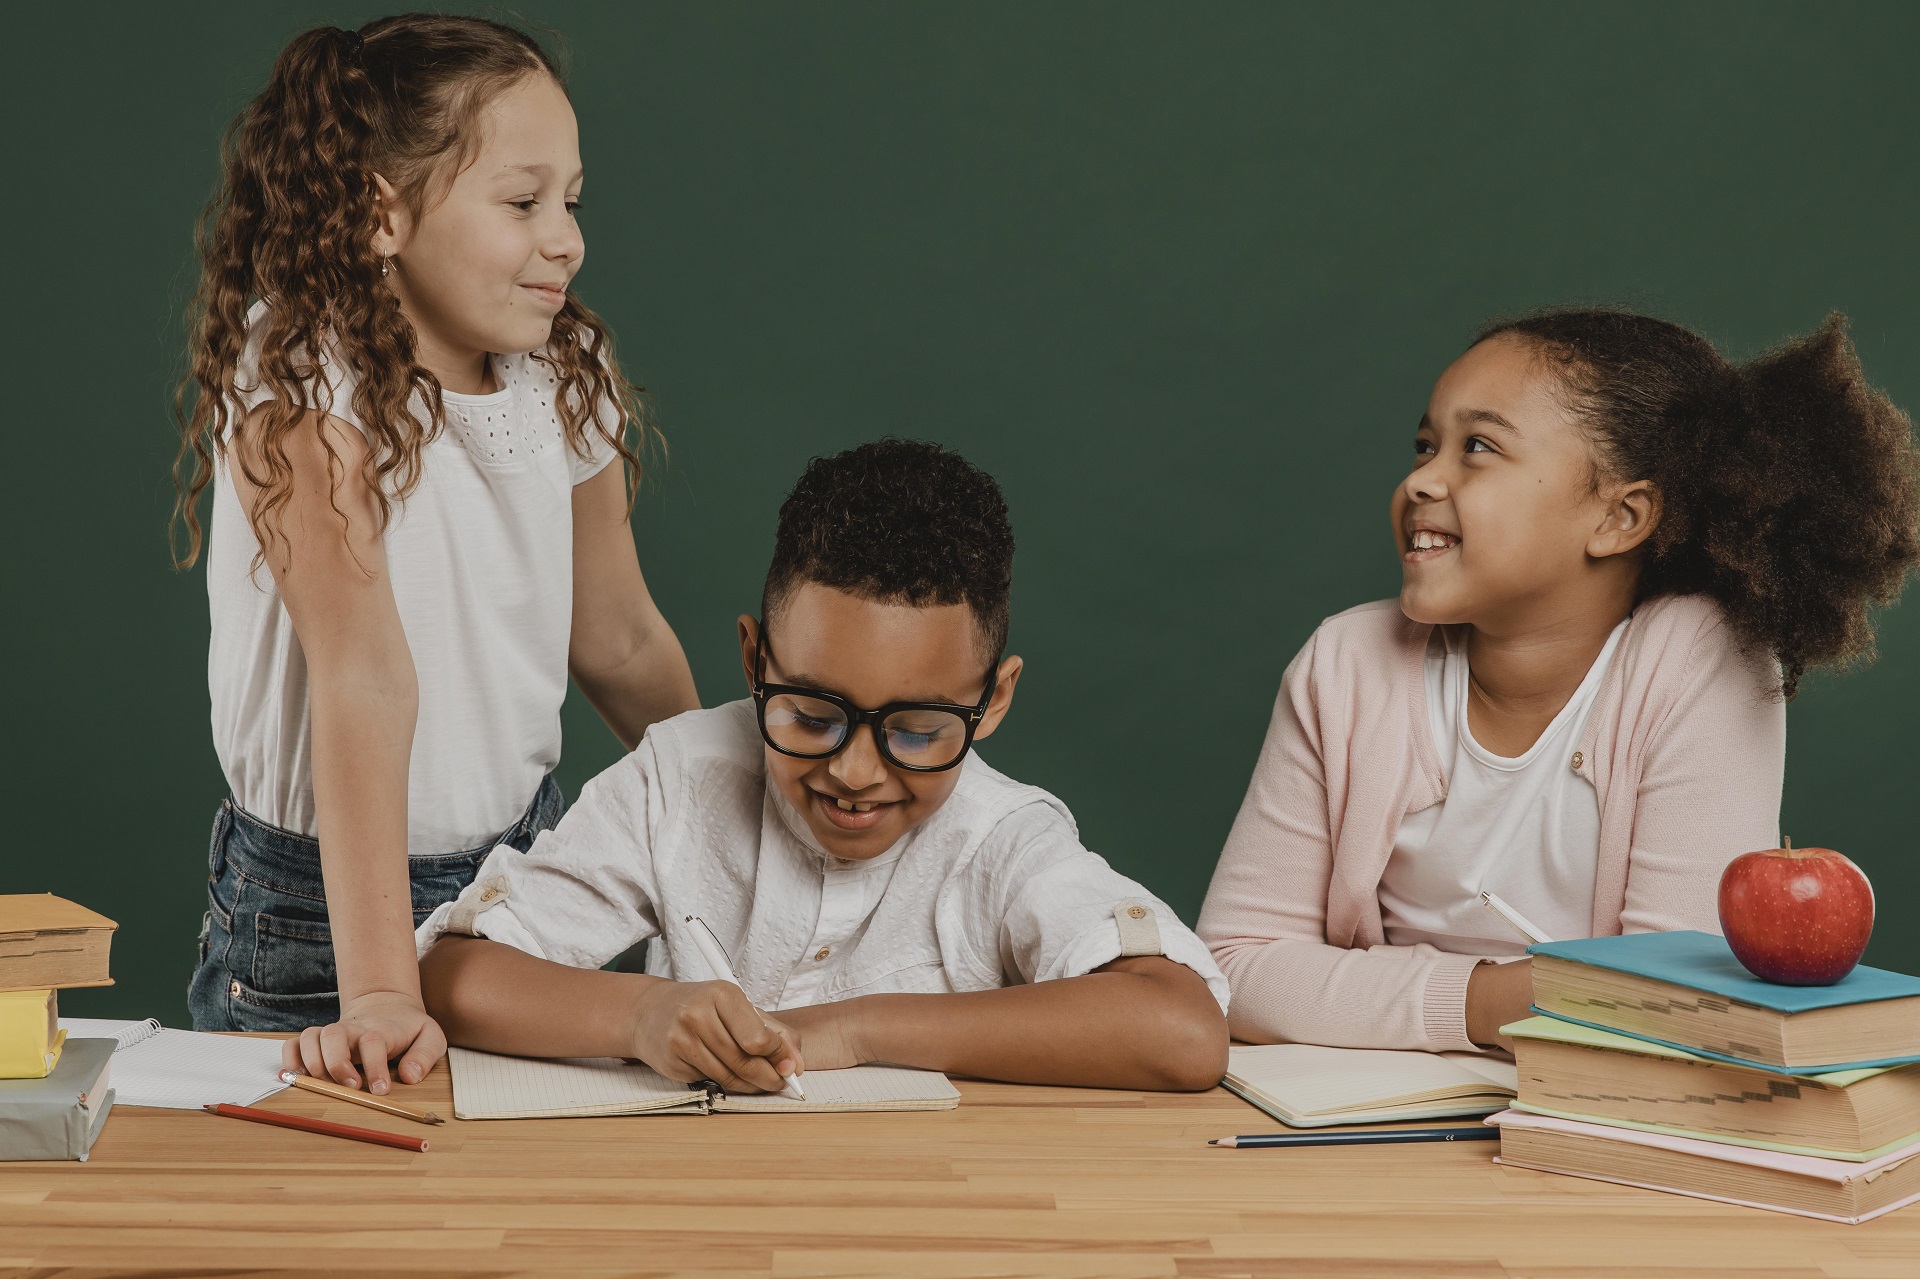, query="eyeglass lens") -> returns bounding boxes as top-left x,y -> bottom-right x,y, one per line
761,693 -> 971,768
